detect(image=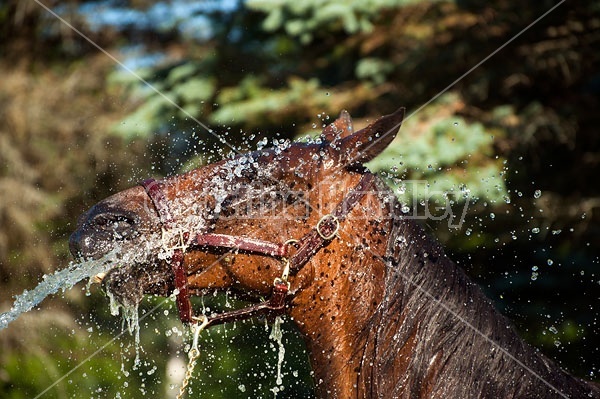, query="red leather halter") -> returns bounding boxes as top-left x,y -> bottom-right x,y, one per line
140,172 -> 375,325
